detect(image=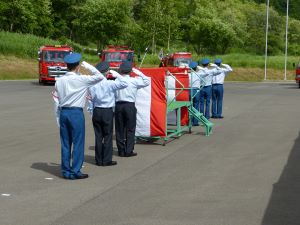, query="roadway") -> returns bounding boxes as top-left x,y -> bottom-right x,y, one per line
0,80 -> 300,225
